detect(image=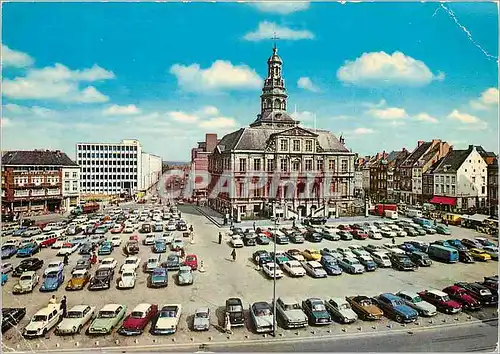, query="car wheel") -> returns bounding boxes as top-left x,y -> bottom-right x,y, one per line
42,329 -> 47,337
395,315 -> 403,323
